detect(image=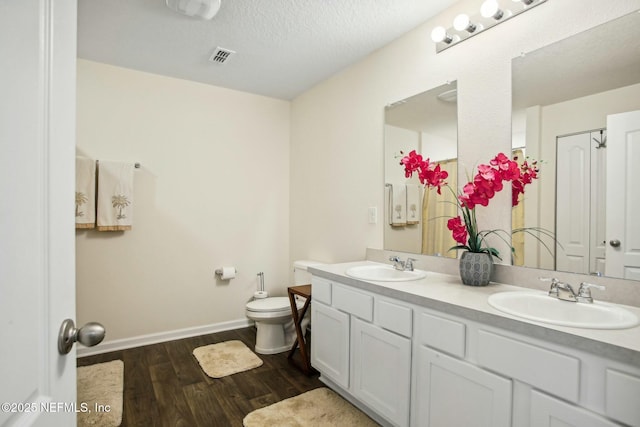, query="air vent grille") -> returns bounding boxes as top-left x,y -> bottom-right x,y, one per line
209,47 -> 235,65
